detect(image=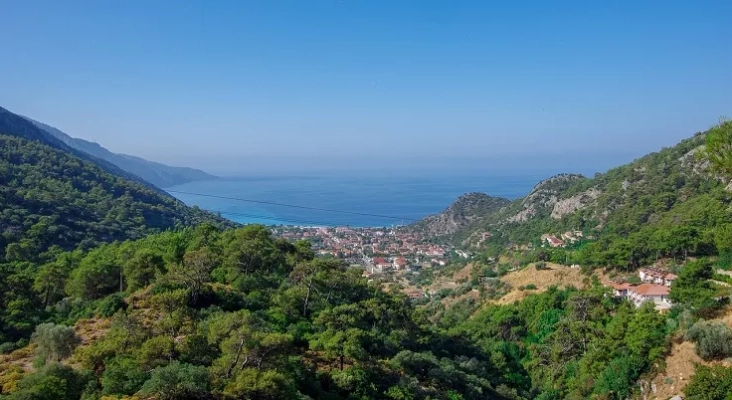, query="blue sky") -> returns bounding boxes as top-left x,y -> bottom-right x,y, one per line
1,0 -> 730,175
